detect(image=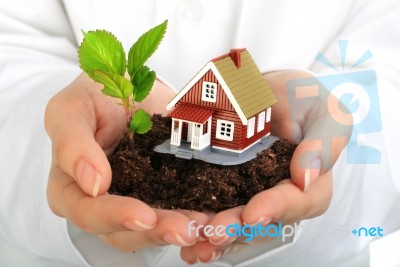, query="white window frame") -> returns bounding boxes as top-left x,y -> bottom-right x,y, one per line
216,119 -> 234,141
247,117 -> 255,138
266,107 -> 272,123
257,111 -> 266,132
201,81 -> 217,102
